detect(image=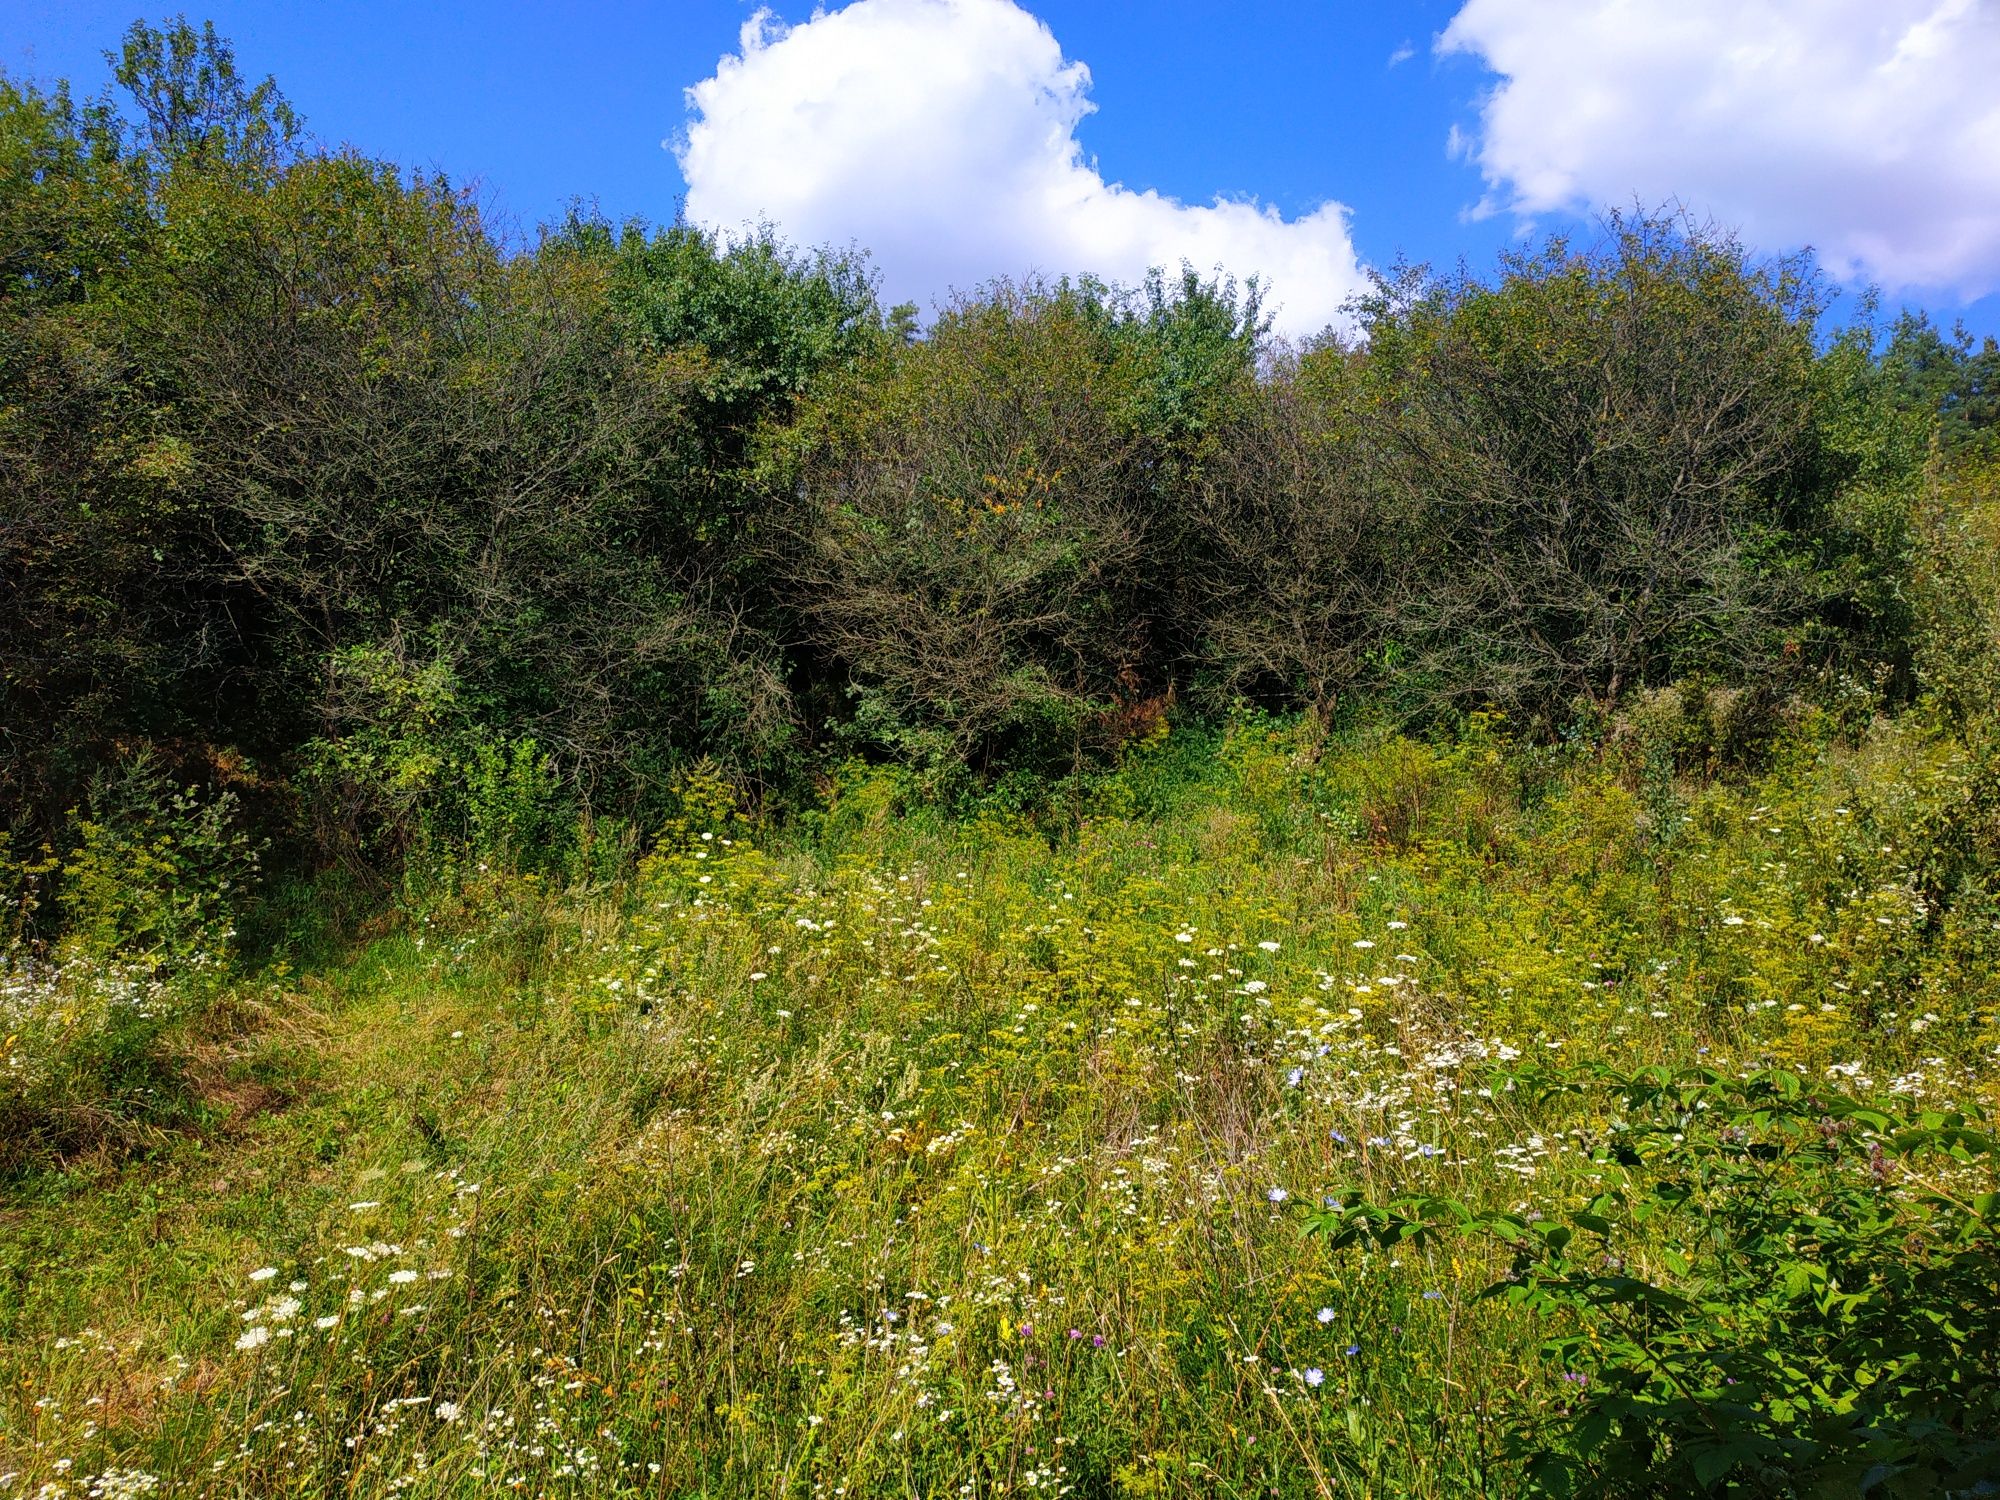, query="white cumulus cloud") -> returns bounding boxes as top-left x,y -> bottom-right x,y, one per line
1439,0 -> 2000,296
675,0 -> 1367,339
